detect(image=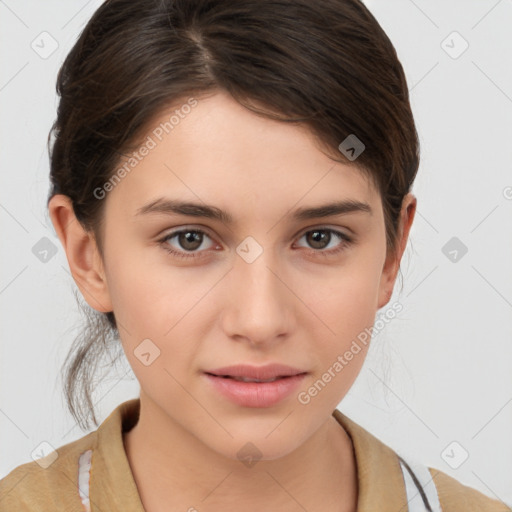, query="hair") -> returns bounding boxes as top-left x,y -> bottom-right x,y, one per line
47,0 -> 420,430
